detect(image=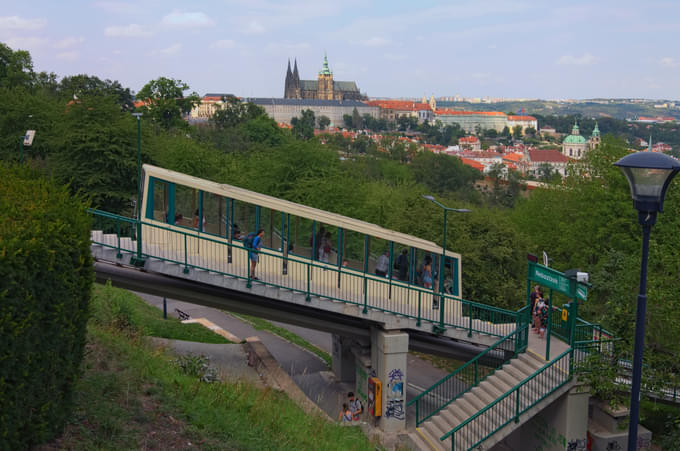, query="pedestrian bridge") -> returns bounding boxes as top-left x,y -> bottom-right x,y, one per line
90,164 -> 616,450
